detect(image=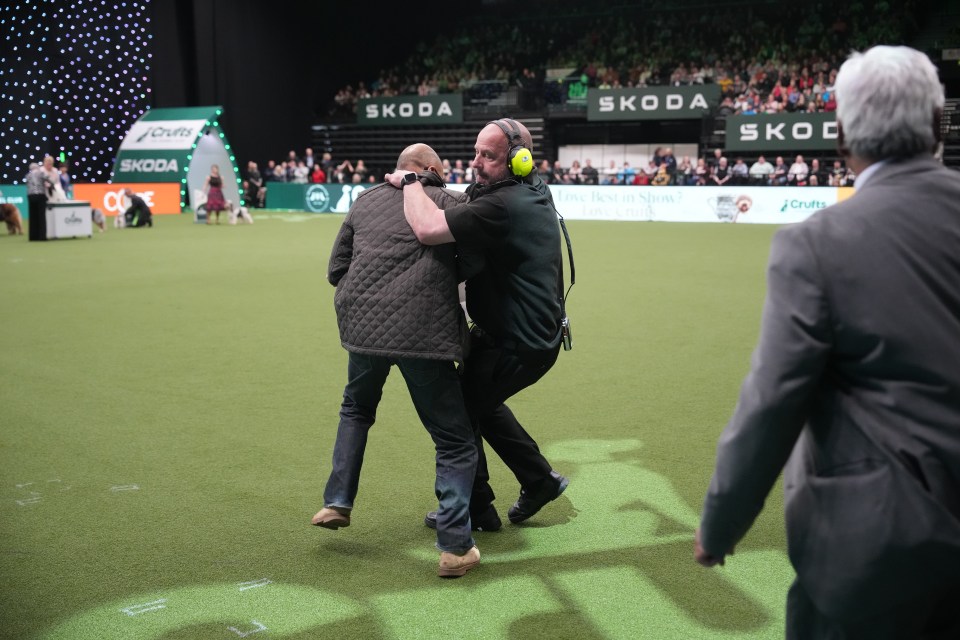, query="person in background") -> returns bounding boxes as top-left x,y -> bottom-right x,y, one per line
203,164 -> 228,225
310,163 -> 327,184
26,158 -> 56,242
58,162 -> 72,199
748,155 -> 775,185
122,188 -> 153,228
246,161 -> 266,208
696,45 -> 960,639
580,158 -> 599,185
